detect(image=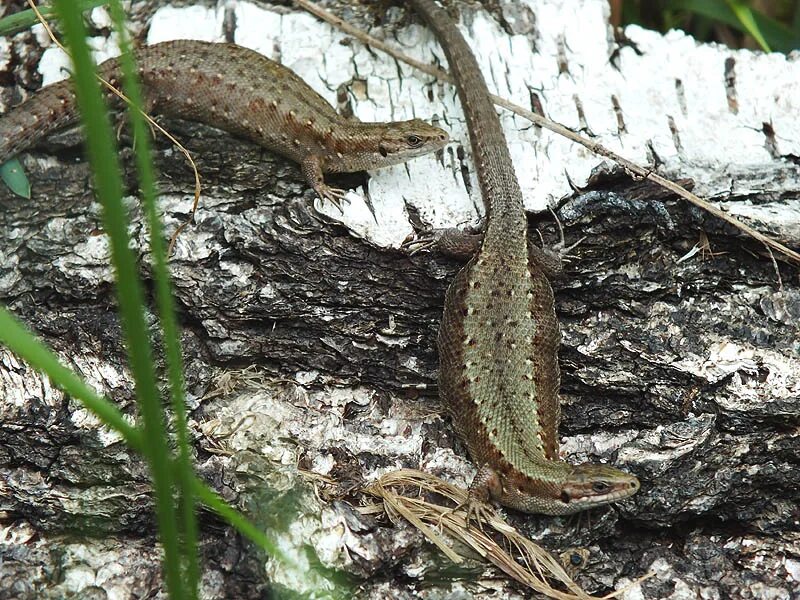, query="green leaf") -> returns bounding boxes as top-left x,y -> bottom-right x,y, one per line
0,0 -> 109,37
669,0 -> 800,52
0,158 -> 31,199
